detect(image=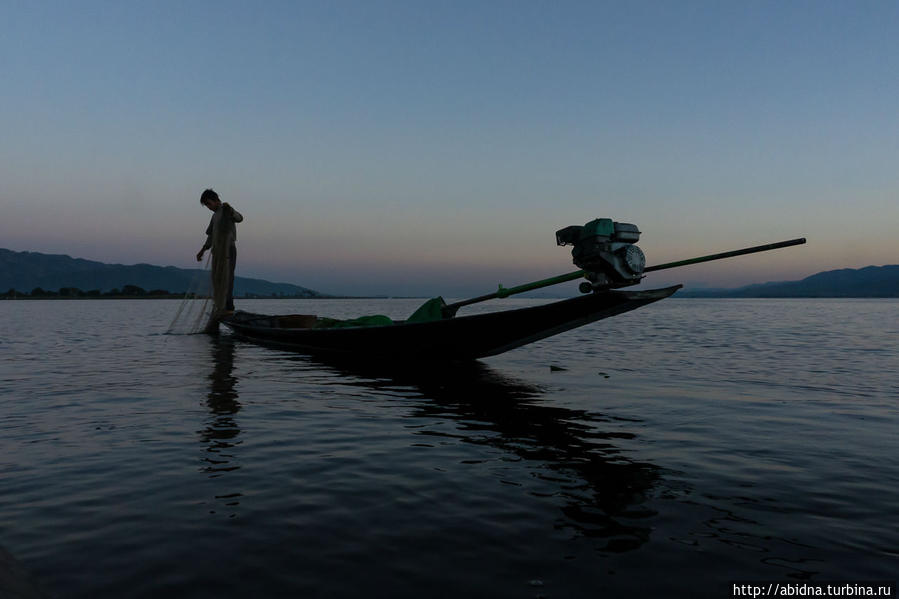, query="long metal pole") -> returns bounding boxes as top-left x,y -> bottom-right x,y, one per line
644,237 -> 806,272
442,270 -> 586,314
442,237 -> 806,315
